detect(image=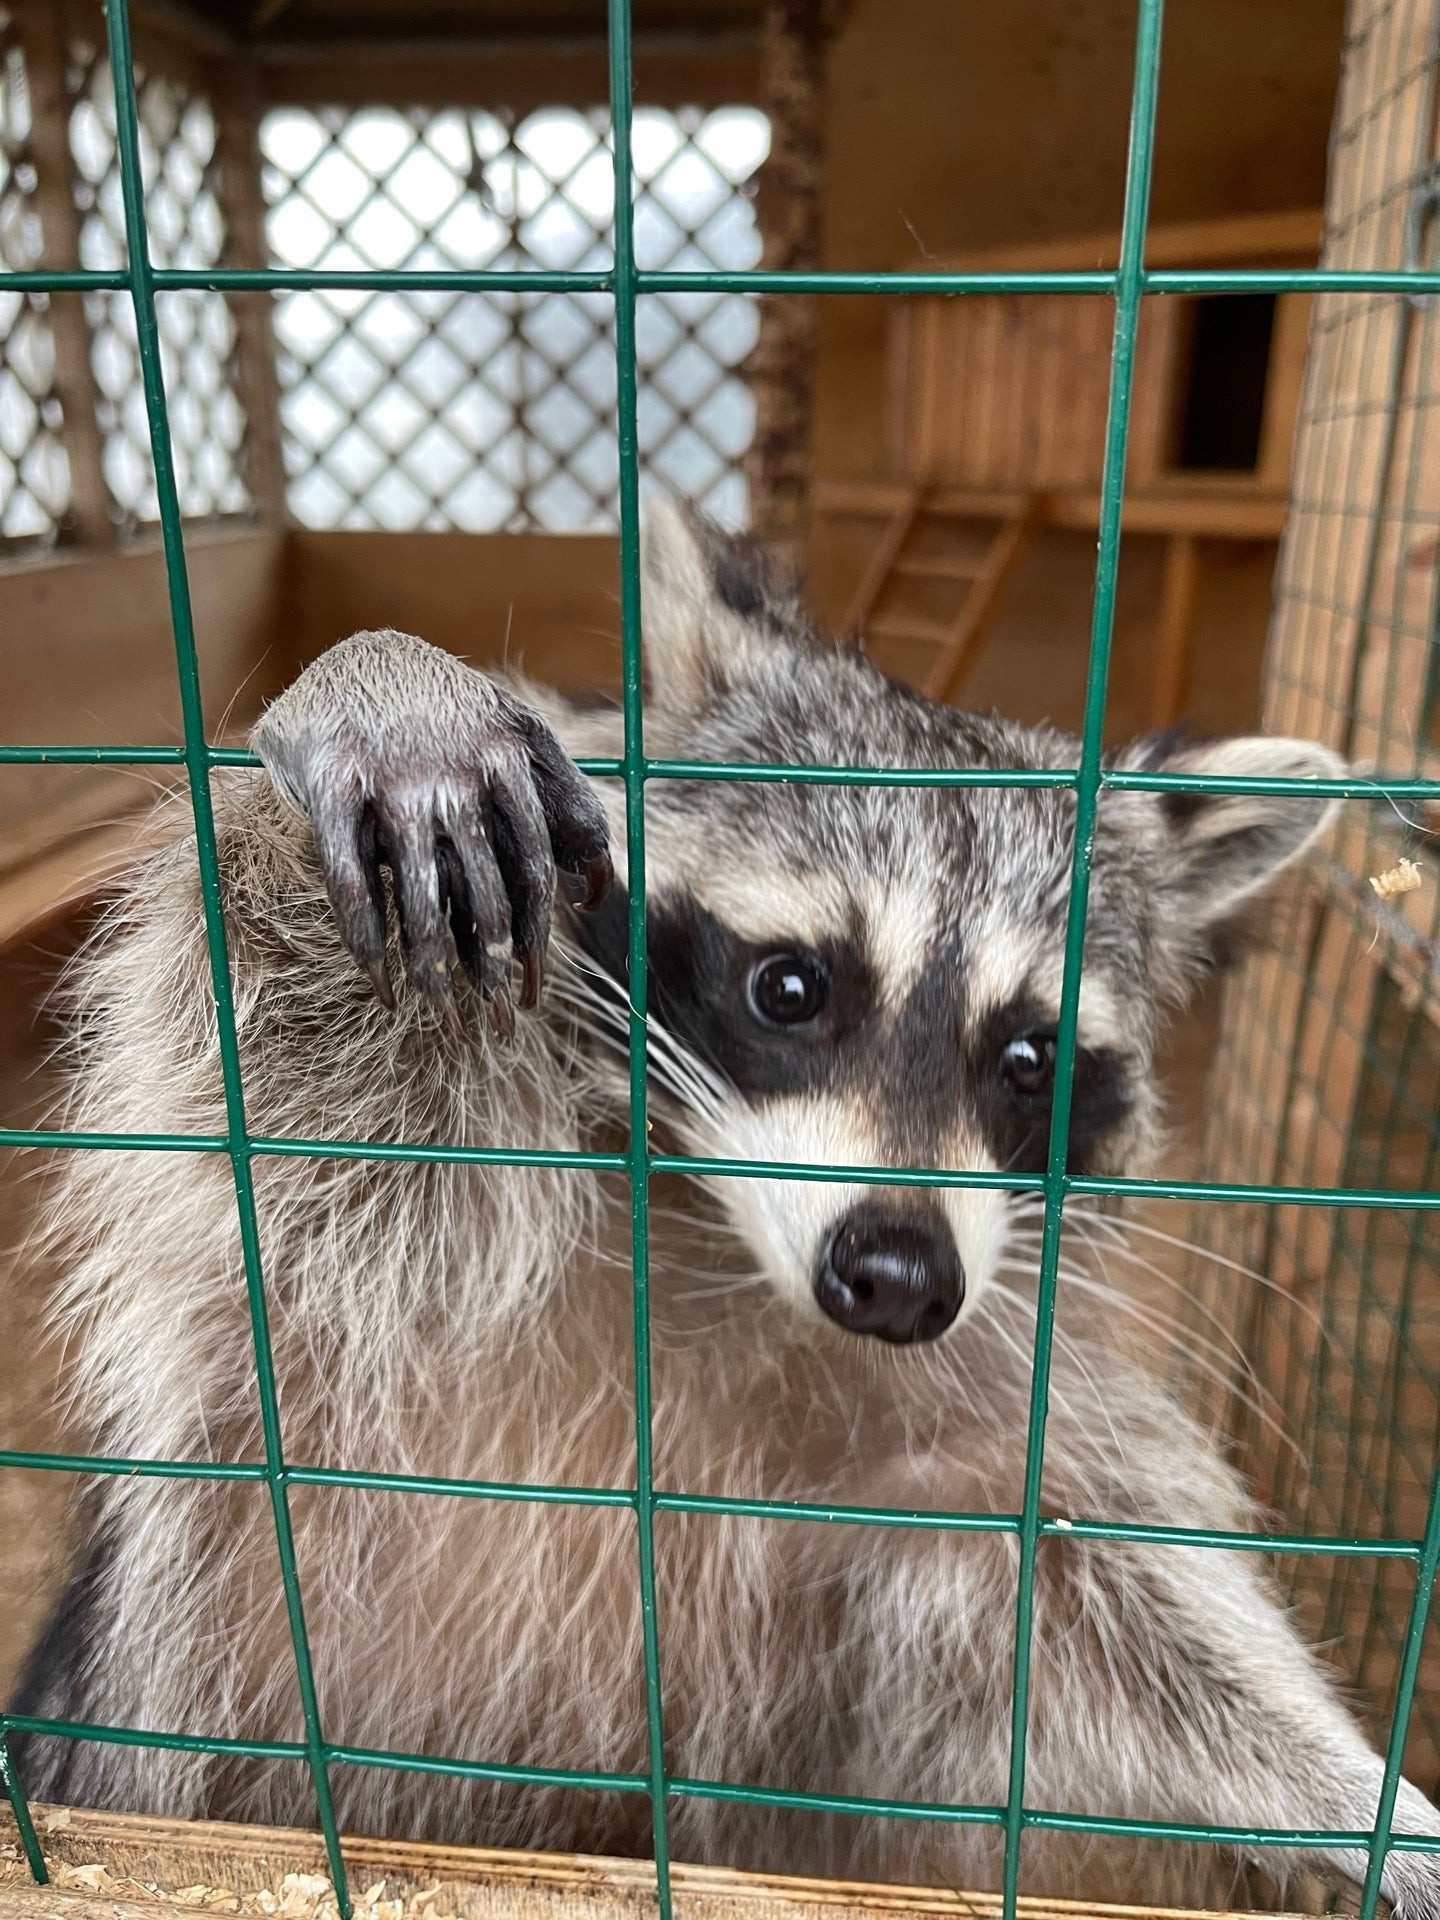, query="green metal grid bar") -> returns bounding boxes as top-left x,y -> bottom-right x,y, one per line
10,740 -> 1440,805
3,2 -> 1440,1910
998,2 -> 1164,1910
85,2 -> 350,1909
0,1435 -> 1432,1559
12,265 -> 1440,297
1,1430 -> 1431,1554
8,1120 -> 1440,1212
10,1702 -> 1440,1861
607,3 -> 674,1912
0,1732 -> 46,1882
